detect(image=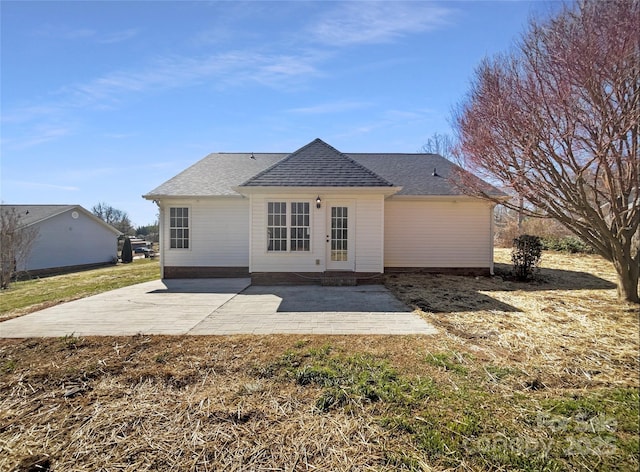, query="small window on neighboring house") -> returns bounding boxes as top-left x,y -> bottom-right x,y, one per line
169,207 -> 189,249
267,202 -> 287,251
290,202 -> 310,251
